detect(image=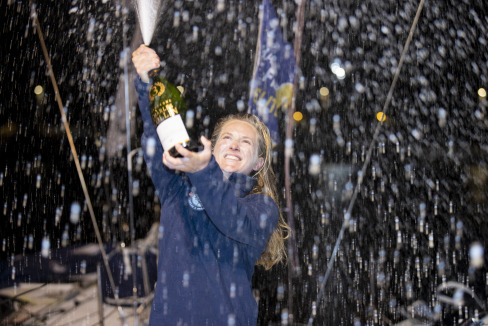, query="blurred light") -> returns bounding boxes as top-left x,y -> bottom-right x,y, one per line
293,111 -> 303,122
319,87 -> 329,97
478,88 -> 486,98
335,67 -> 346,79
330,62 -> 341,74
34,85 -> 44,95
376,112 -> 386,122
331,61 -> 346,80
177,86 -> 185,94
